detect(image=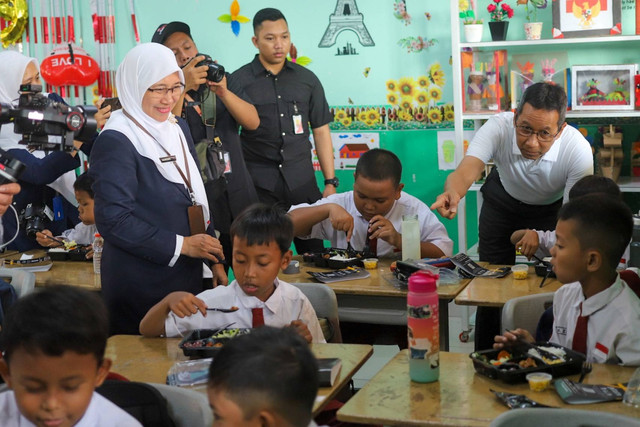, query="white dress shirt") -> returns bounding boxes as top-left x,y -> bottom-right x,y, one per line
60,223 -> 98,246
0,390 -> 141,427
165,279 -> 326,343
466,112 -> 593,204
289,191 -> 453,257
550,276 -> 640,365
